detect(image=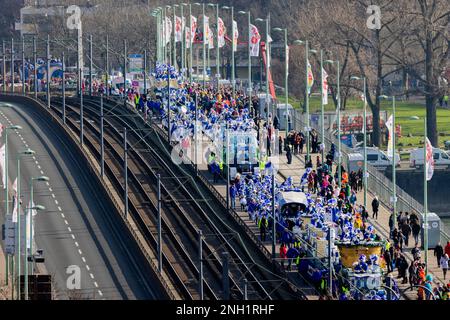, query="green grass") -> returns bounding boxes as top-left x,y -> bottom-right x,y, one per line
280,95 -> 450,150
